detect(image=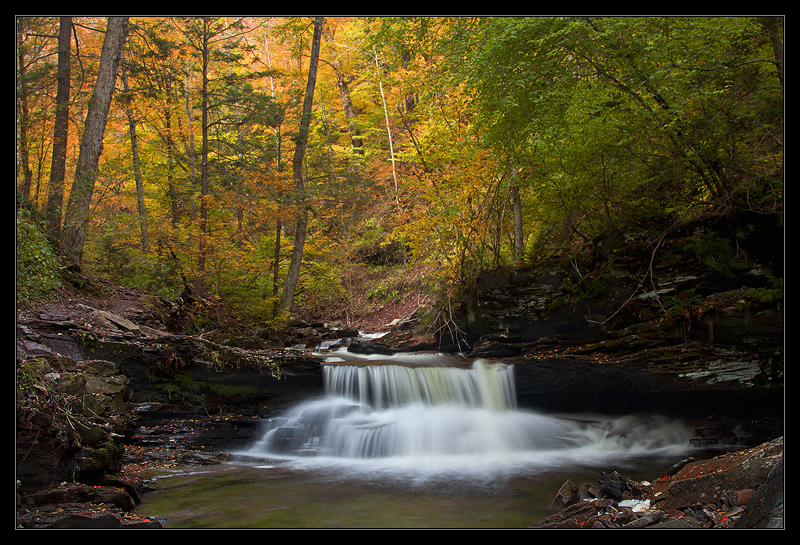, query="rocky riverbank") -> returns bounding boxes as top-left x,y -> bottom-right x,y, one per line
15,339 -> 784,529
537,436 -> 783,528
